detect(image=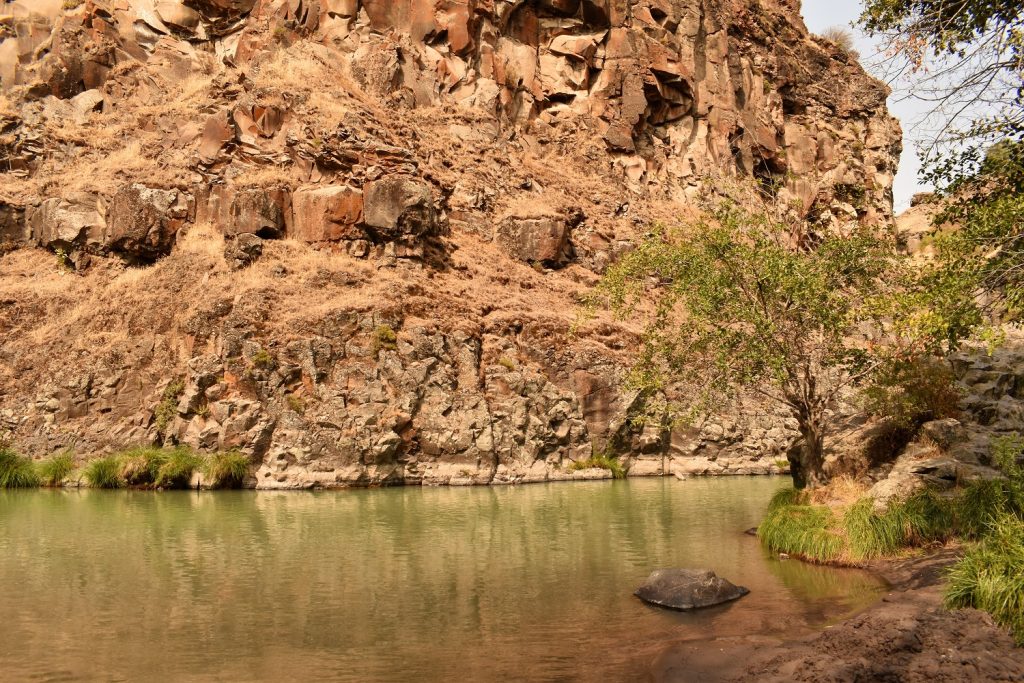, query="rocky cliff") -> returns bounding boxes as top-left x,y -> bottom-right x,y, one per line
0,0 -> 901,487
